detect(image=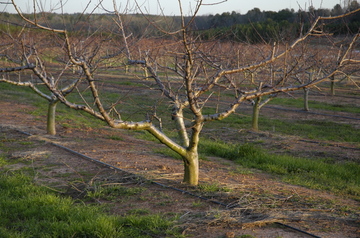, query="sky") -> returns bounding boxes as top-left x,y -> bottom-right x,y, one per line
1,0 -> 344,15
